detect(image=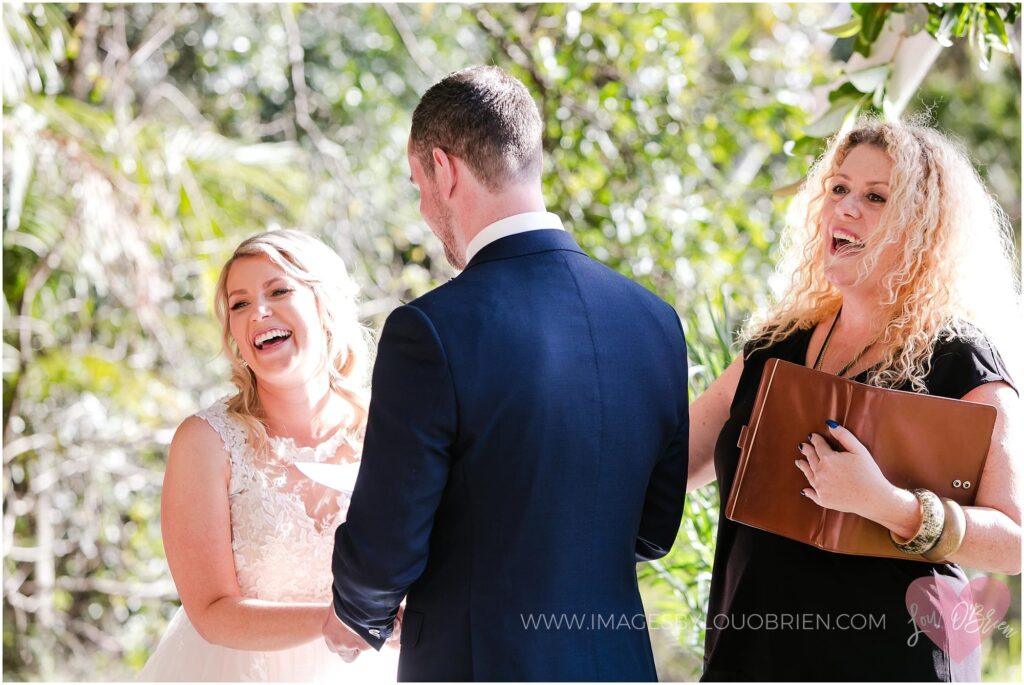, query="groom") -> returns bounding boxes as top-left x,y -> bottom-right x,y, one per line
324,66 -> 689,681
